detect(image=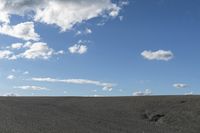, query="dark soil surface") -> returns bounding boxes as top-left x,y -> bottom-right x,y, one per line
0,96 -> 200,133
